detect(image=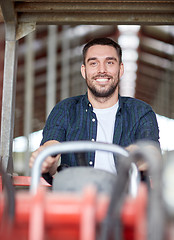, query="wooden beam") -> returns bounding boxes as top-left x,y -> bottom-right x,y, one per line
15,2 -> 174,13
141,26 -> 174,44
11,0 -> 174,2
0,1 -> 172,25
17,12 -> 174,25
139,43 -> 174,61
